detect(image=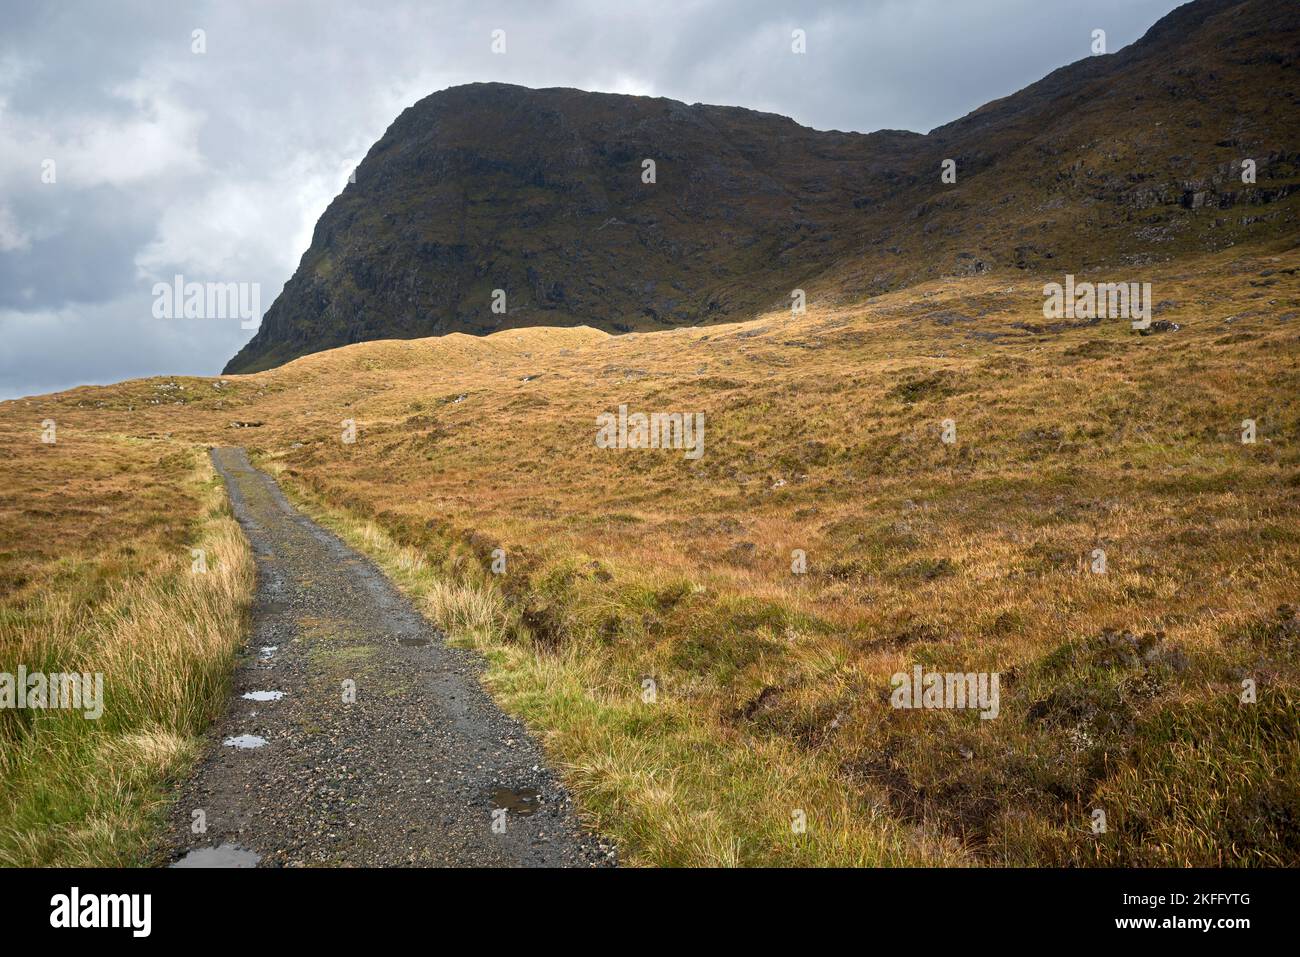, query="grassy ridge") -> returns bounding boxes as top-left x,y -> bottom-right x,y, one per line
0,436 -> 253,866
